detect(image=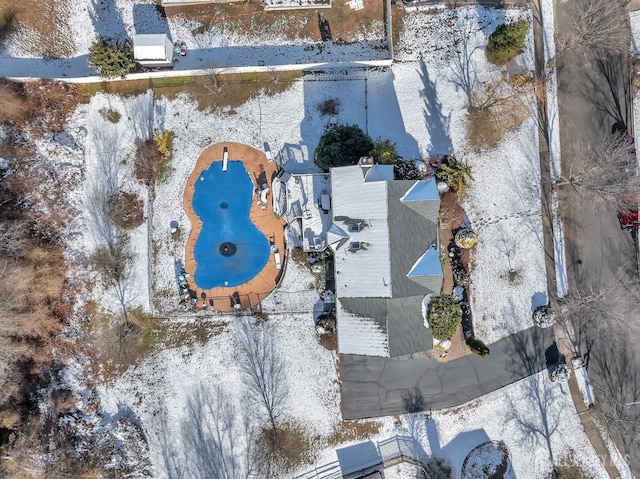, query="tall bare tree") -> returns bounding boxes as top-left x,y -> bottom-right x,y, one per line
237,318 -> 288,438
0,219 -> 30,258
90,238 -> 134,325
559,0 -> 630,57
555,132 -> 638,203
555,270 -> 640,470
